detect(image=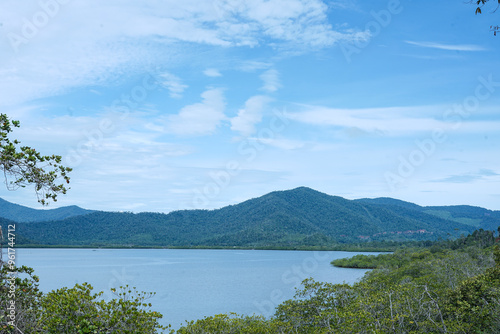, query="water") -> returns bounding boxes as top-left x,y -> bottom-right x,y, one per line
14,248 -> 374,329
